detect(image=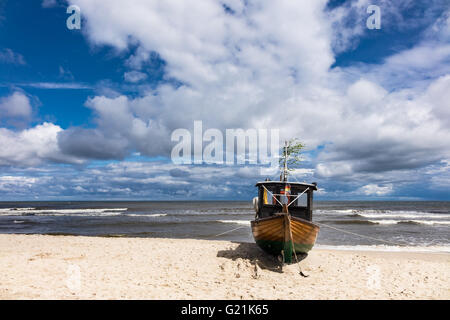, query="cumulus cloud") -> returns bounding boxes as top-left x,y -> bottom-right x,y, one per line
0,176 -> 37,191
50,1 -> 446,195
358,183 -> 393,196
0,92 -> 33,123
0,160 -> 284,200
0,122 -> 82,166
0,0 -> 449,199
